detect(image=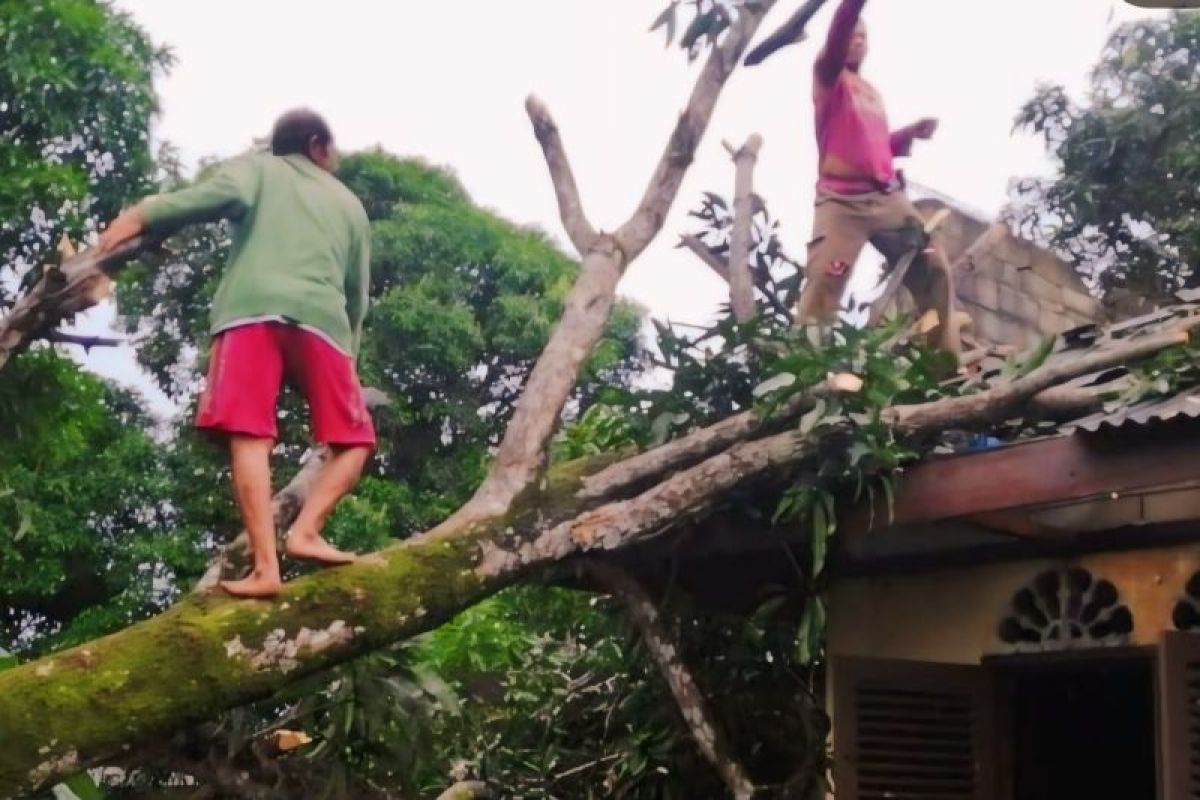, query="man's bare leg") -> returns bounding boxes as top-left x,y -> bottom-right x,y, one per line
285,444 -> 371,565
221,435 -> 283,598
